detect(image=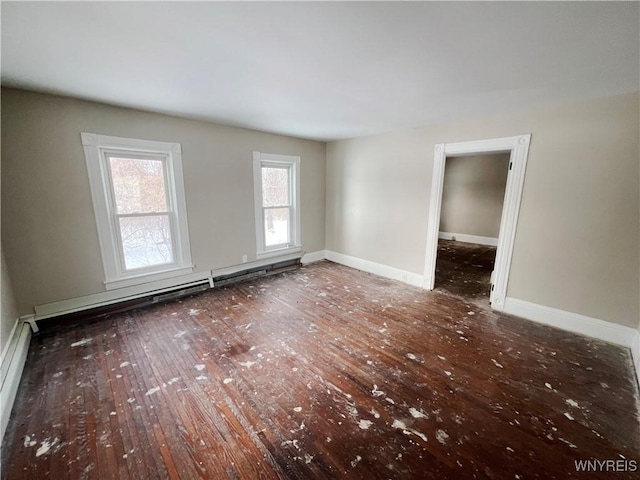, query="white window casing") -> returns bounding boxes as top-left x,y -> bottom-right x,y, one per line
82,133 -> 193,290
253,151 -> 301,259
